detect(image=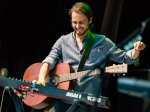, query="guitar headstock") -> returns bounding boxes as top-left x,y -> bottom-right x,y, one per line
105,63 -> 128,75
